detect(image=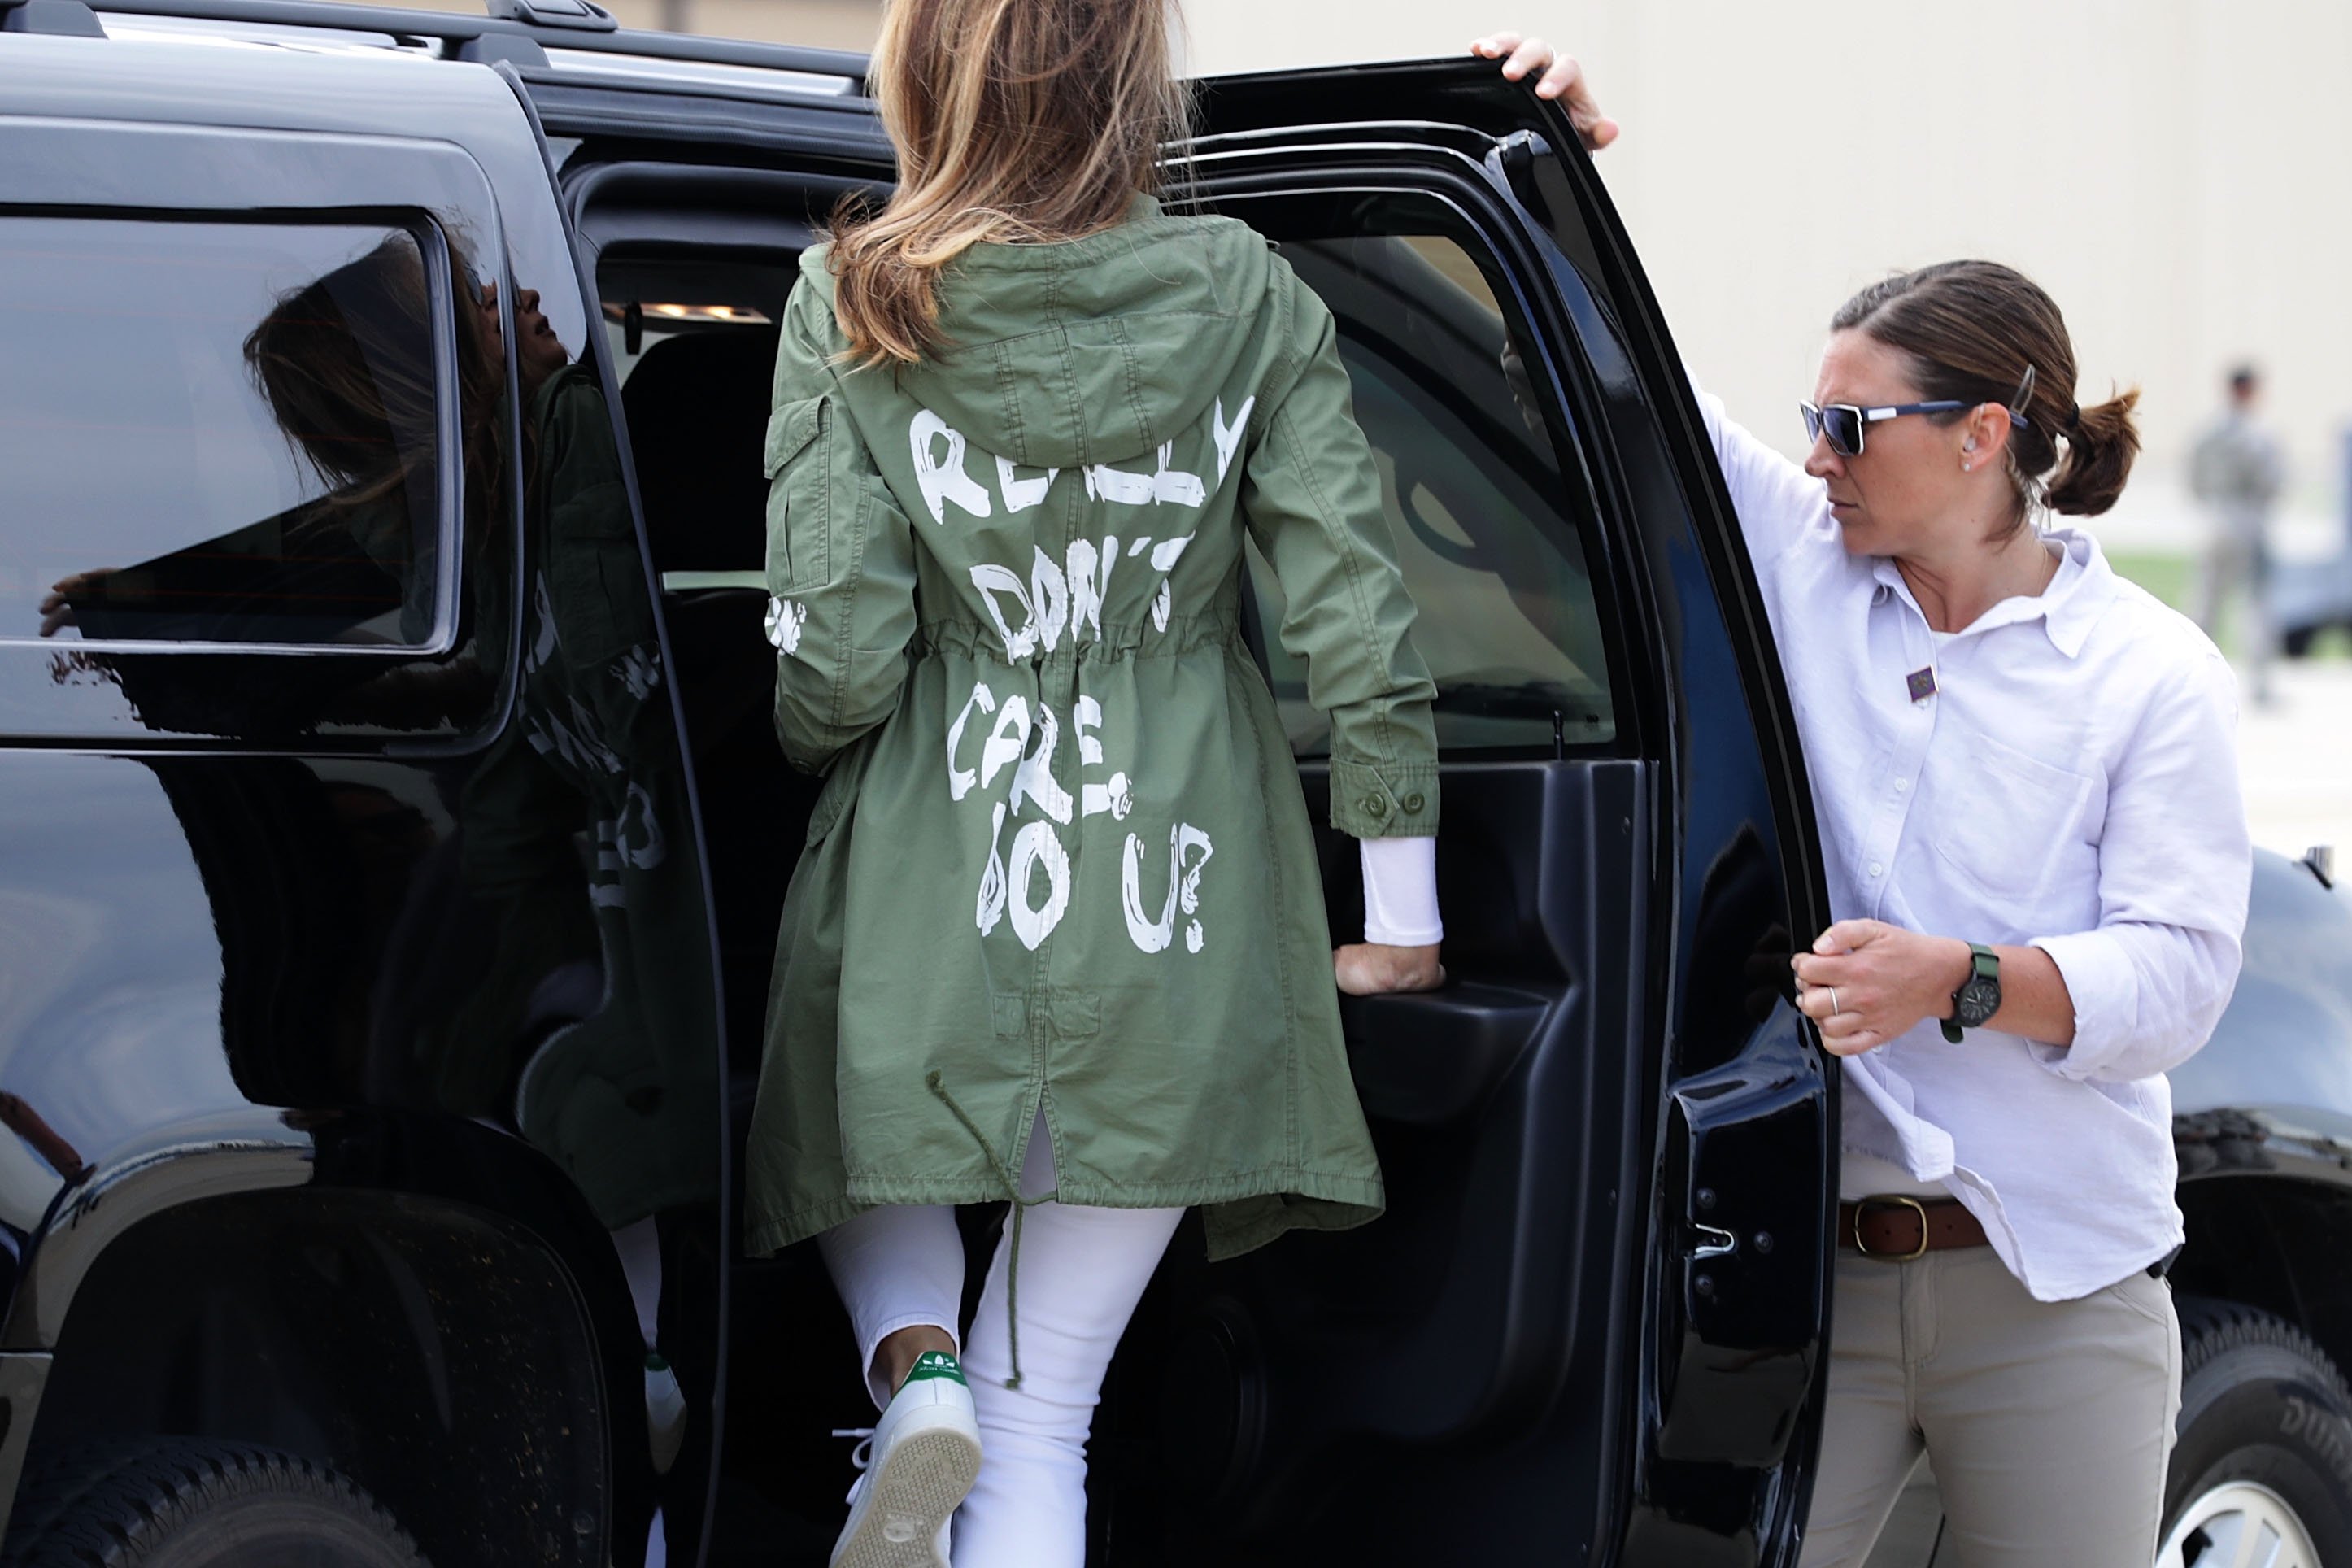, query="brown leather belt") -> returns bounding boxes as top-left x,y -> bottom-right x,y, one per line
1838,1196 -> 1987,1261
